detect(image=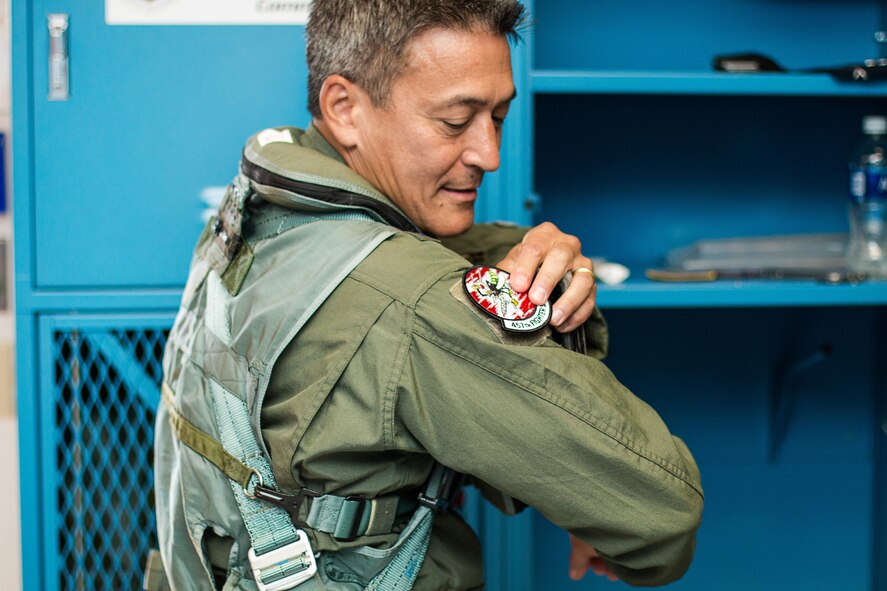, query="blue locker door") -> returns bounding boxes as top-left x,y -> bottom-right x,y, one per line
38,313 -> 174,591
31,1 -> 309,289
